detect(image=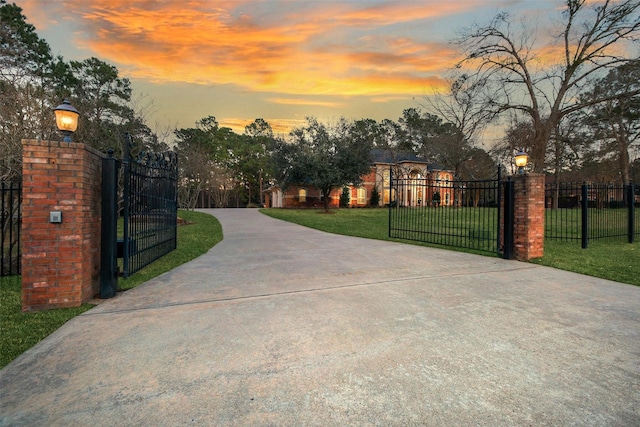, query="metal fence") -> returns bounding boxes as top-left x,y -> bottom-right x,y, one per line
122,150 -> 179,277
545,182 -> 639,248
1,181 -> 21,276
101,135 -> 179,298
389,168 -> 502,254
